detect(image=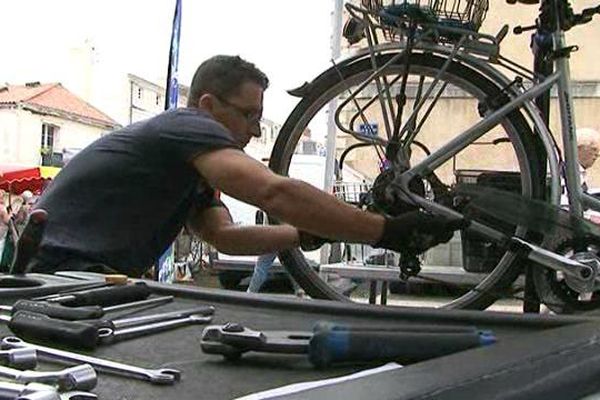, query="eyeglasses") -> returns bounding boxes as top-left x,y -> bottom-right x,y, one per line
215,95 -> 262,126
